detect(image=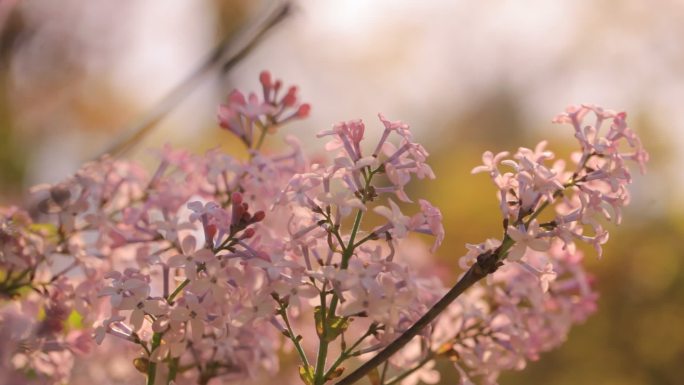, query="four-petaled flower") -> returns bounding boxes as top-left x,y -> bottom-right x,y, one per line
167,235 -> 215,280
